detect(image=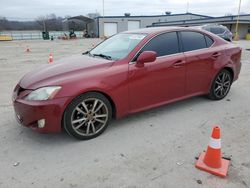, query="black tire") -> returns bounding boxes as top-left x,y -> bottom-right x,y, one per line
208,69 -> 233,100
63,92 -> 112,140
